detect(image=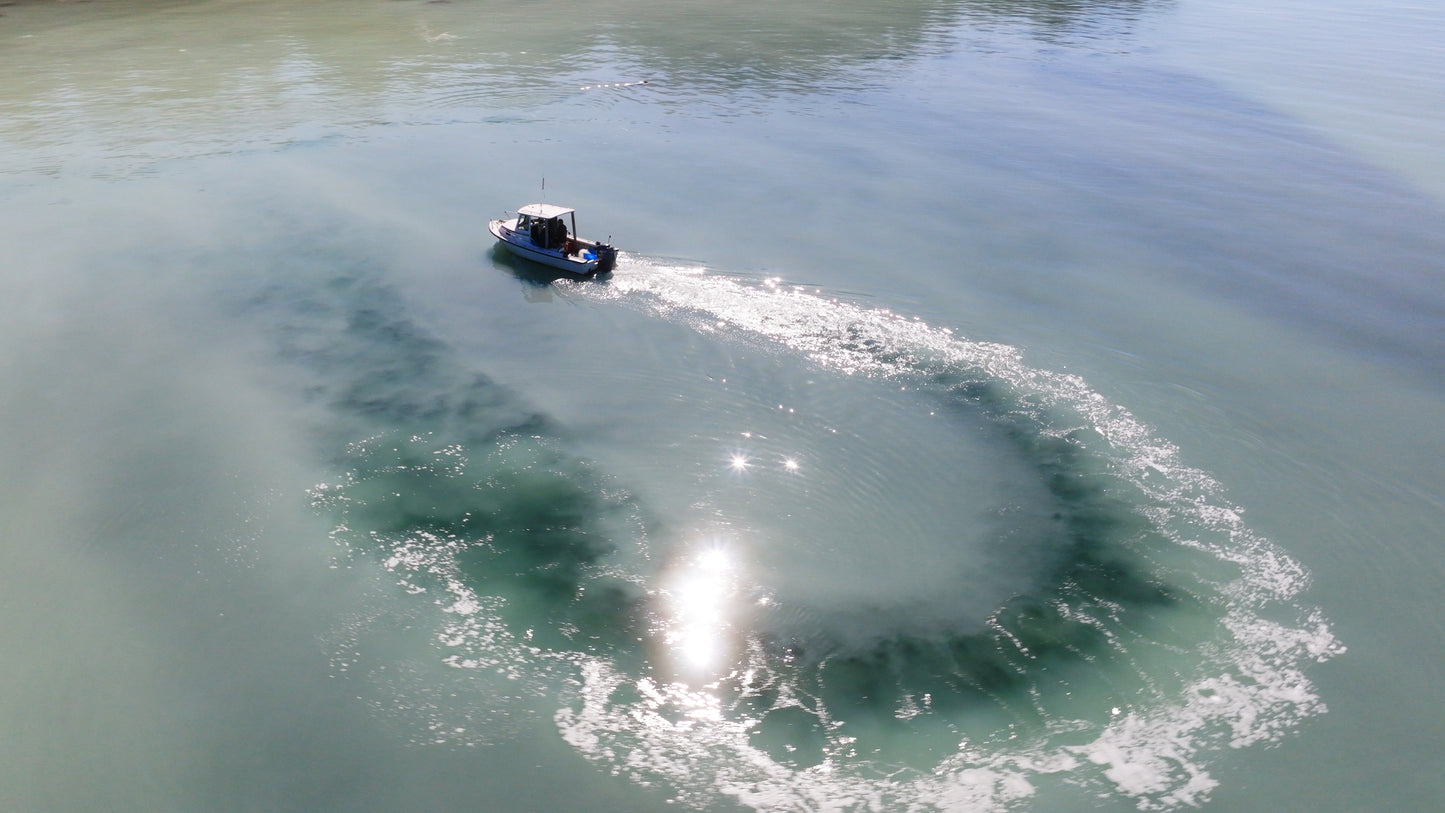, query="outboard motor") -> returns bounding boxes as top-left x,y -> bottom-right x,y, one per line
594,242 -> 618,274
